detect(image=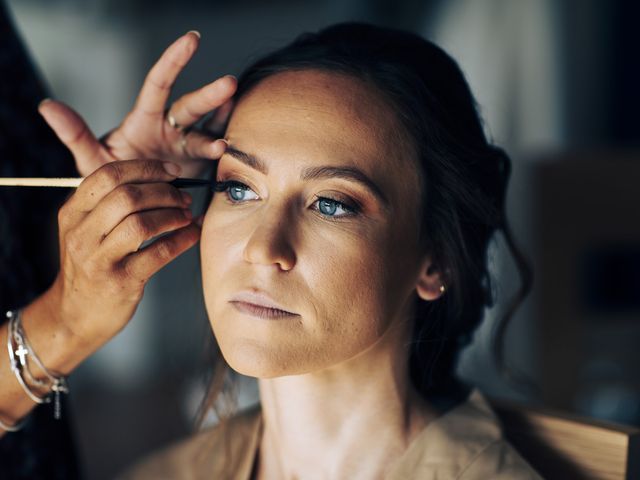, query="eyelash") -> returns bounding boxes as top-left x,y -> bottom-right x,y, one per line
213,179 -> 360,218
